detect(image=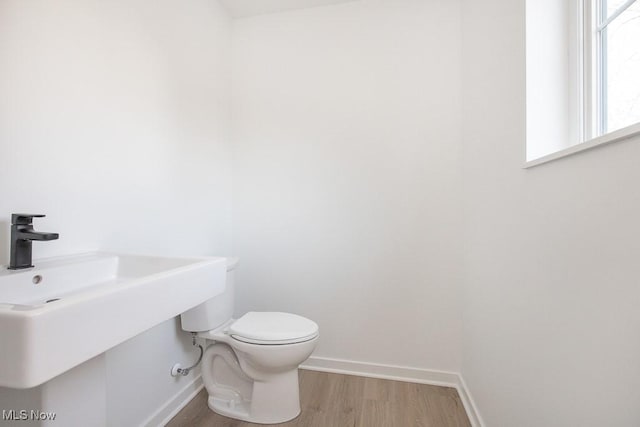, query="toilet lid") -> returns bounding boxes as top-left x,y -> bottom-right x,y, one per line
229,312 -> 319,345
